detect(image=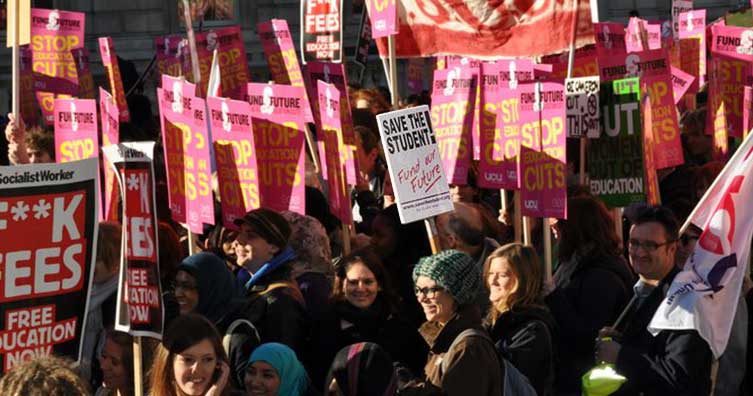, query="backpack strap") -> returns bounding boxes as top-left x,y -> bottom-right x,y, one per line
439,328 -> 491,375
222,319 -> 260,356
